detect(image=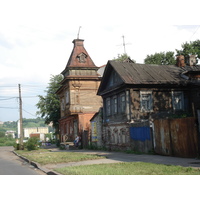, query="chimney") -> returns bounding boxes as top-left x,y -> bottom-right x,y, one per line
188,55 -> 196,66
176,55 -> 185,67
